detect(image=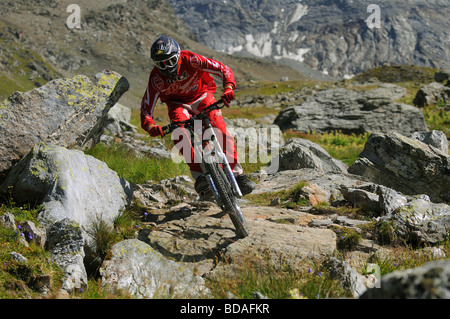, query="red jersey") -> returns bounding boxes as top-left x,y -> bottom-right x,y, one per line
141,50 -> 236,129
